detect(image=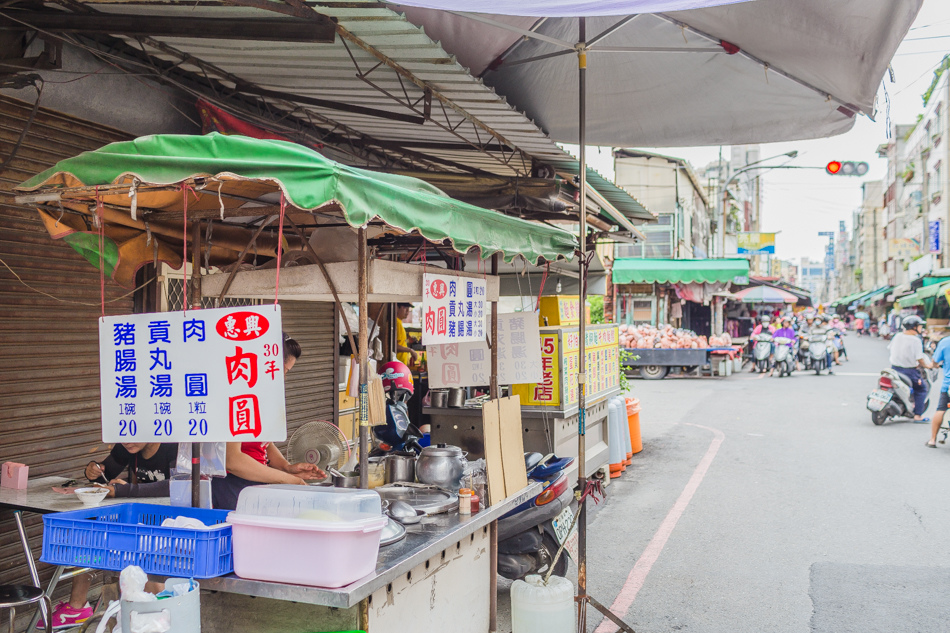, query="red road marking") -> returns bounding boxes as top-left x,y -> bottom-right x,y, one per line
593,423 -> 725,633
